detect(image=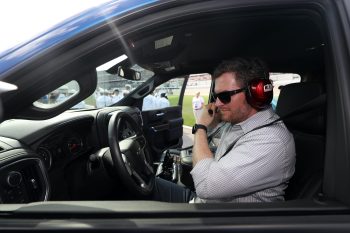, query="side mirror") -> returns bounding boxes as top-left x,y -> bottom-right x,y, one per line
117,66 -> 141,81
